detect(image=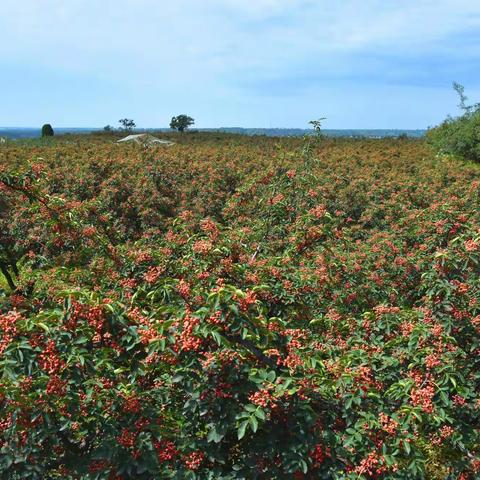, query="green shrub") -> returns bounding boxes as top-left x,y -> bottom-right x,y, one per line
41,124 -> 54,137
427,83 -> 480,162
